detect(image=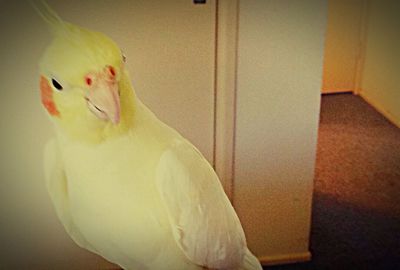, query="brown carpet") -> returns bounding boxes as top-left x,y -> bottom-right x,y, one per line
266,93 -> 400,270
